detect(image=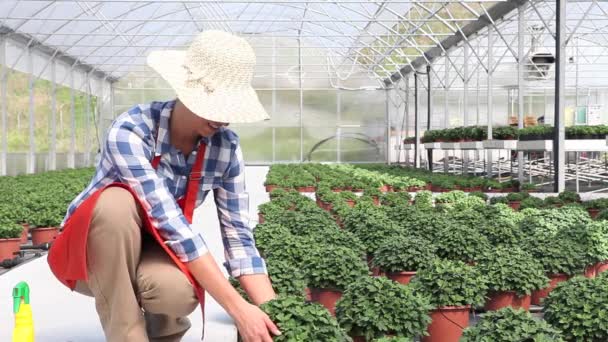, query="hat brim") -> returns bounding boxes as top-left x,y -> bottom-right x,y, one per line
147,50 -> 270,123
